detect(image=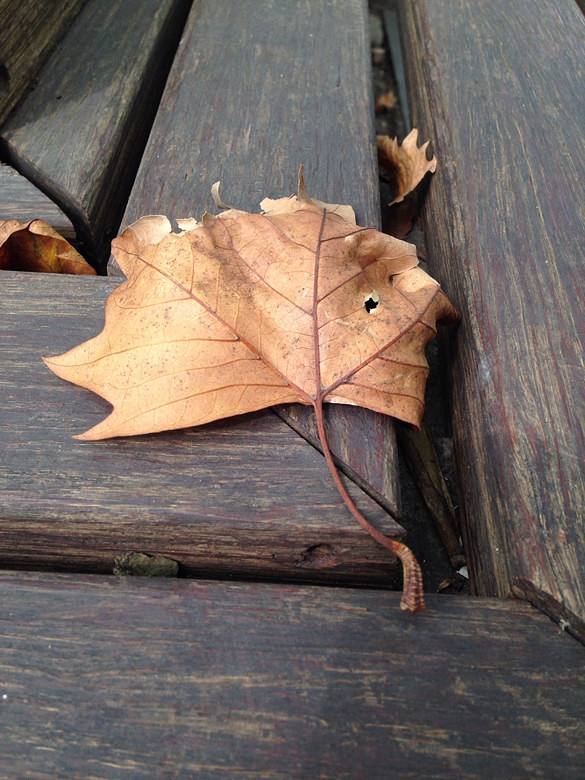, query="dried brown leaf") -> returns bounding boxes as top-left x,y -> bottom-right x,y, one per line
0,219 -> 95,275
377,129 -> 437,206
45,199 -> 456,441
44,188 -> 459,613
